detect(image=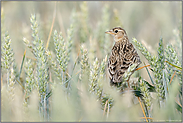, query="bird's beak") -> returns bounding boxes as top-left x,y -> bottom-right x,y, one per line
105,30 -> 114,35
